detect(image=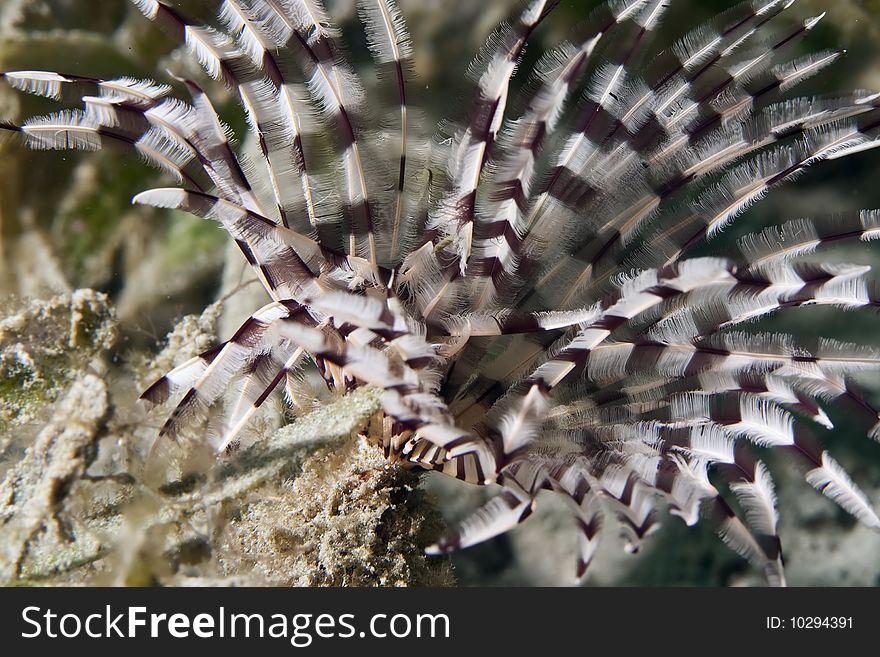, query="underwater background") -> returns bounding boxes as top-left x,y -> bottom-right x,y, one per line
1,0 -> 879,586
